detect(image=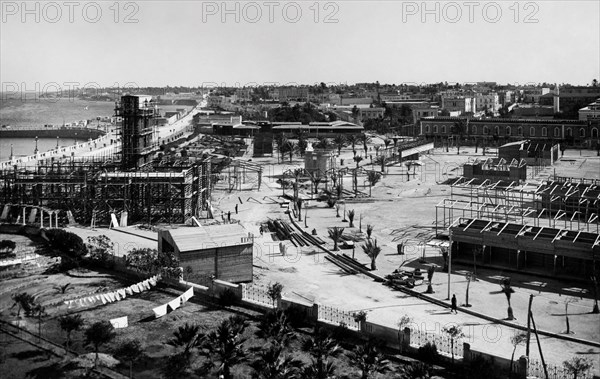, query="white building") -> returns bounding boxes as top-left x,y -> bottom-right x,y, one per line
475,92 -> 500,113
578,99 -> 600,121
